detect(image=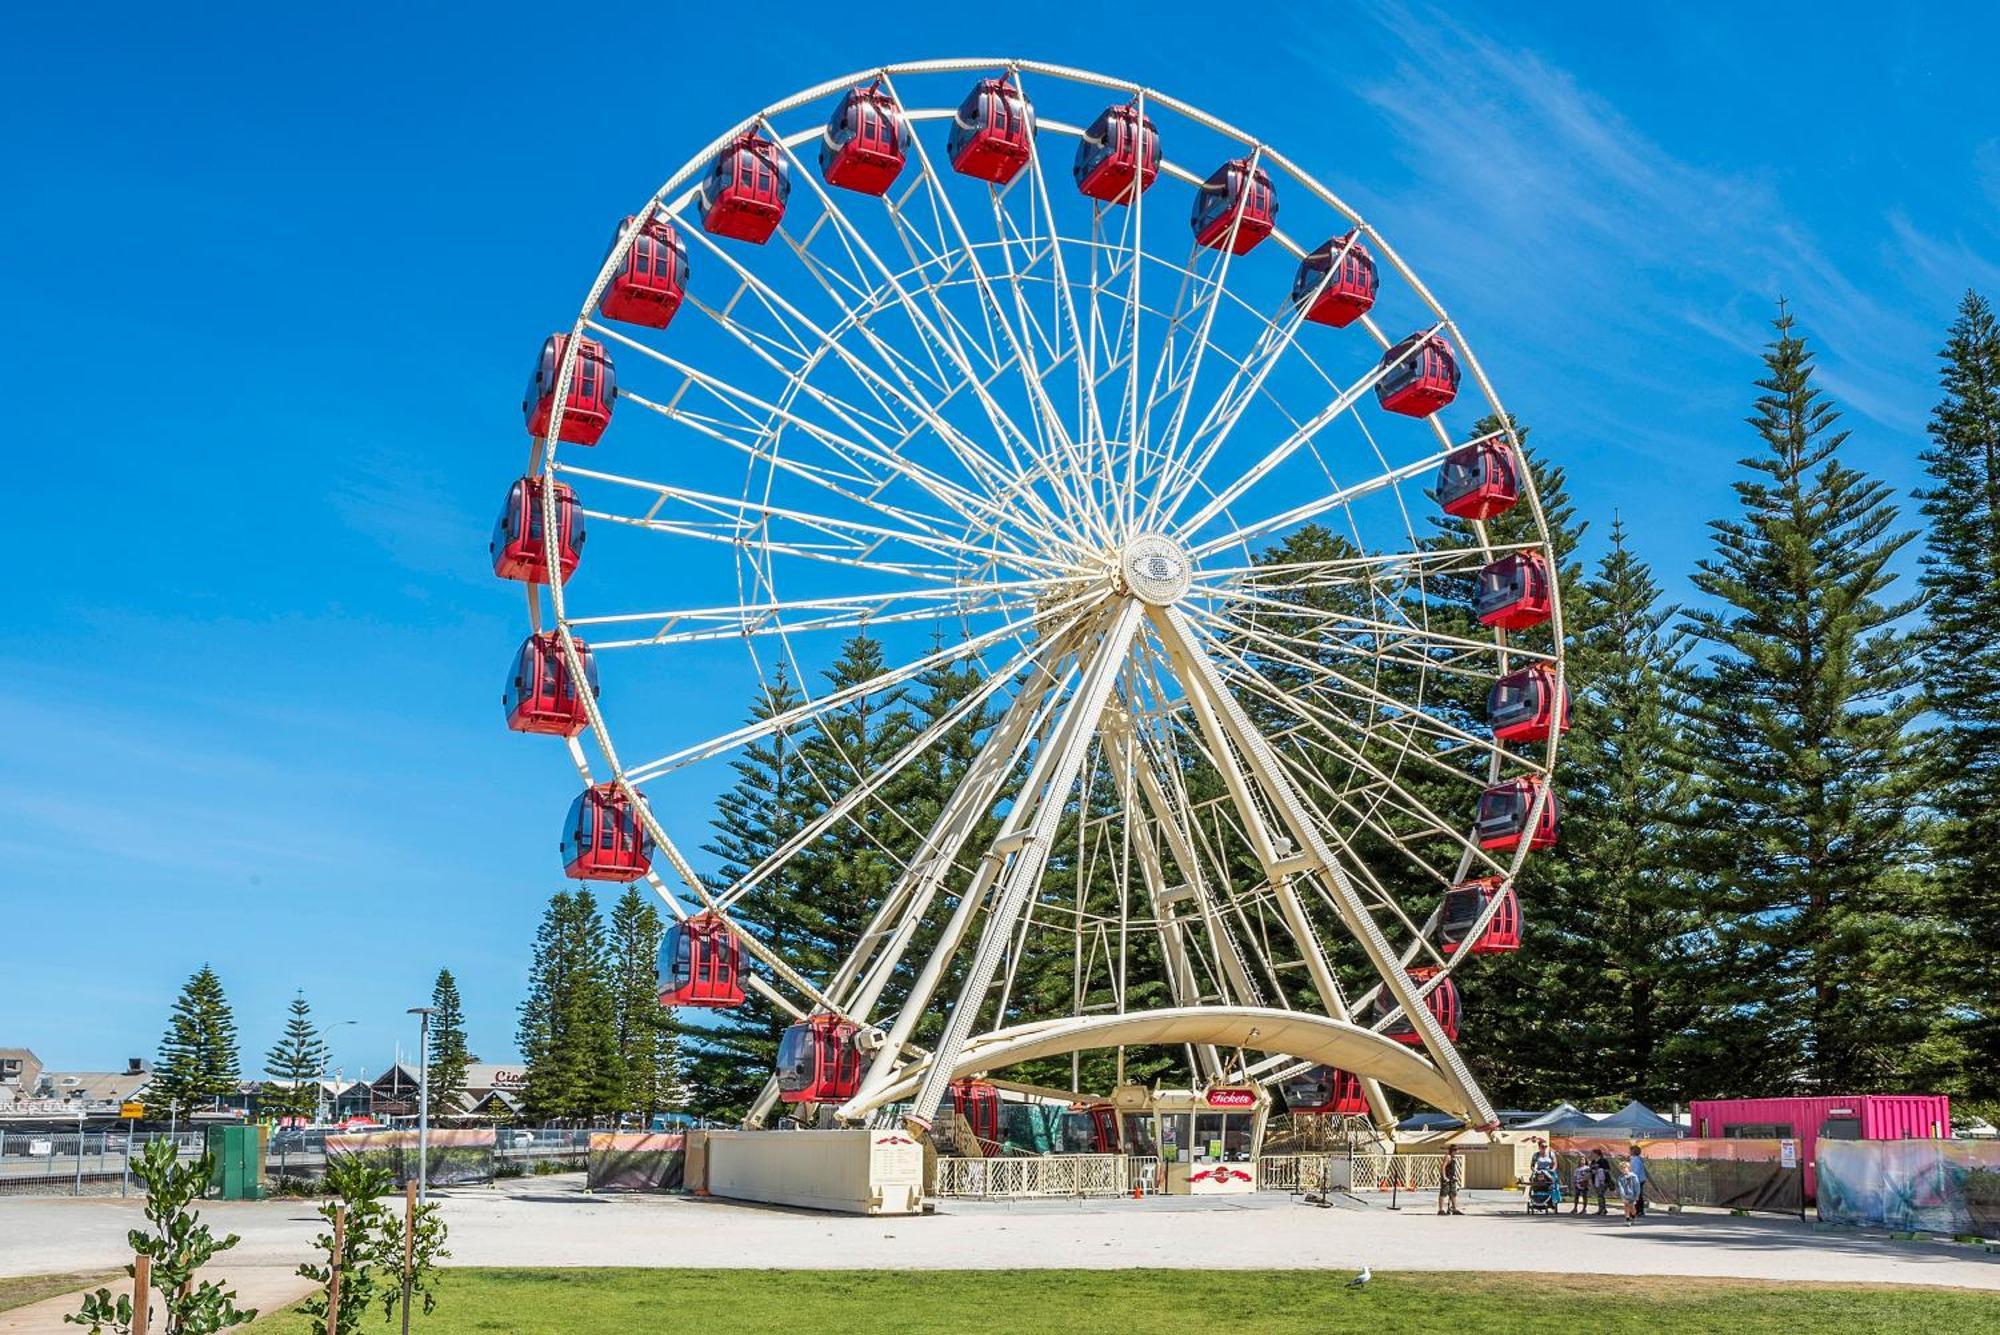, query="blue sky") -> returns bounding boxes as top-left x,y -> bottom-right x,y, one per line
5,2 -> 1995,1078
